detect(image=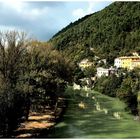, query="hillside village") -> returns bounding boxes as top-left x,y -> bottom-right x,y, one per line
78,52 -> 140,78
